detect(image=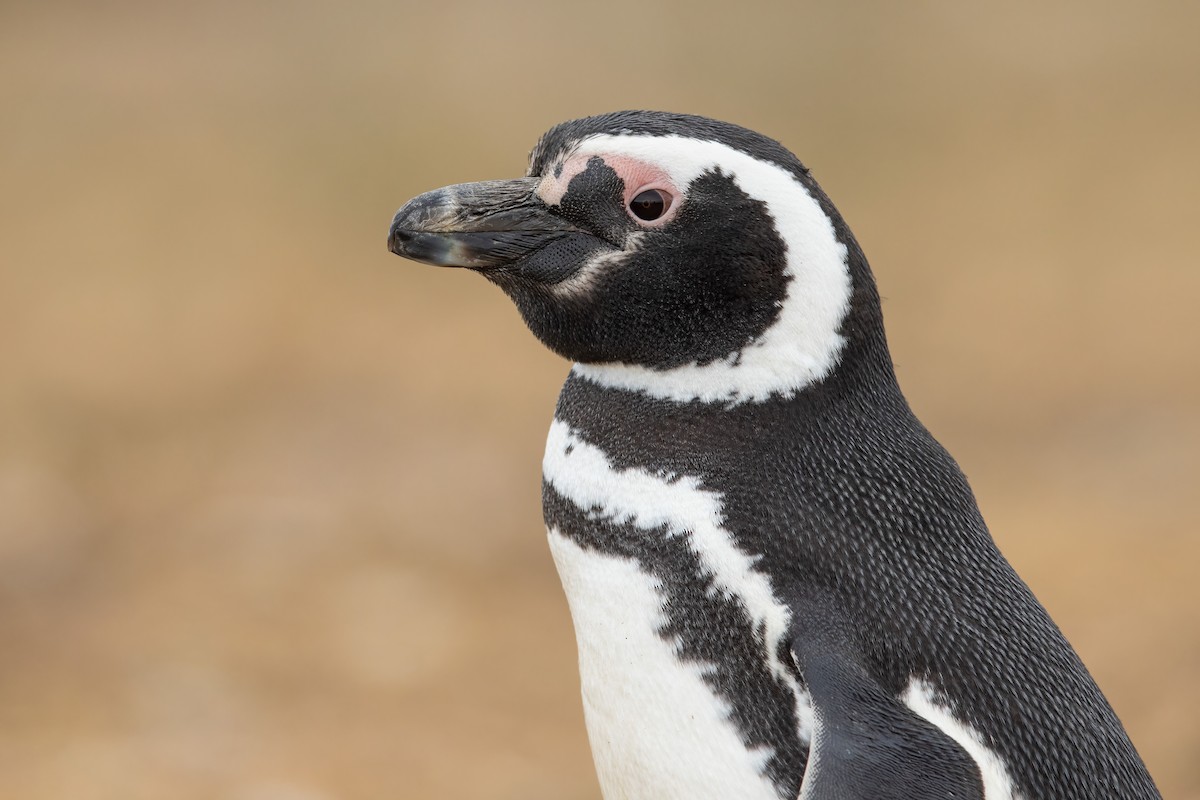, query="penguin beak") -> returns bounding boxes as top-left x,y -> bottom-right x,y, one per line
388,178 -> 583,270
